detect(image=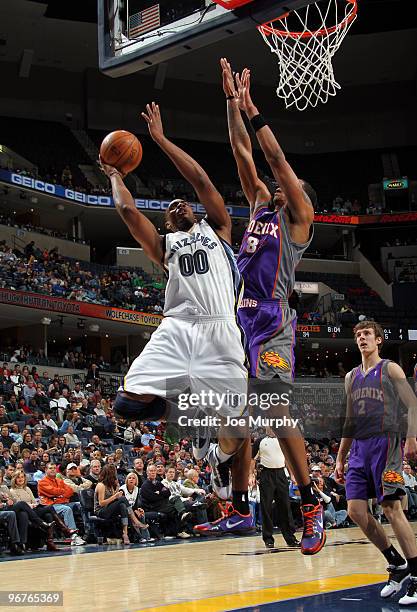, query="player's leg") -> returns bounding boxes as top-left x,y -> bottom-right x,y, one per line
192,320 -> 253,535
383,499 -> 417,605
194,423 -> 254,535
348,438 -> 410,599
375,435 -> 417,603
348,497 -> 409,599
114,317 -> 189,421
256,321 -> 325,555
348,499 -> 391,548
